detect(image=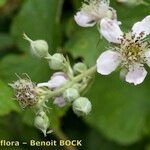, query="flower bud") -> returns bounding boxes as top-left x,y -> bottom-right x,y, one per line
34,111 -> 50,136
53,96 -> 66,107
47,53 -> 65,70
37,72 -> 68,89
23,33 -> 49,58
63,88 -> 80,102
73,62 -> 87,74
72,97 -> 92,116
72,83 -> 81,90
